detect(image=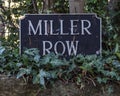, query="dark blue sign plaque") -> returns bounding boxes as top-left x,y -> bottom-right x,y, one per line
20,14 -> 102,58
